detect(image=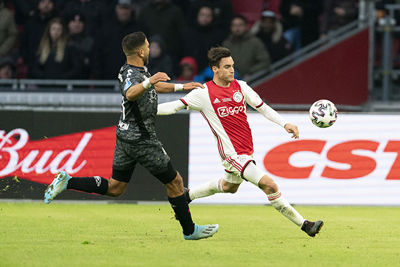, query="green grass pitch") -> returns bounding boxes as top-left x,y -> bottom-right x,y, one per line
1,203 -> 399,266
